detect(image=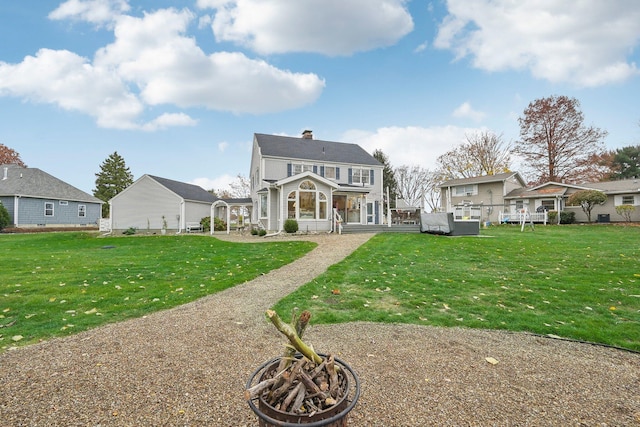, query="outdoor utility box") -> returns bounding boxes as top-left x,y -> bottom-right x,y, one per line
597,214 -> 610,223
451,220 -> 480,236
